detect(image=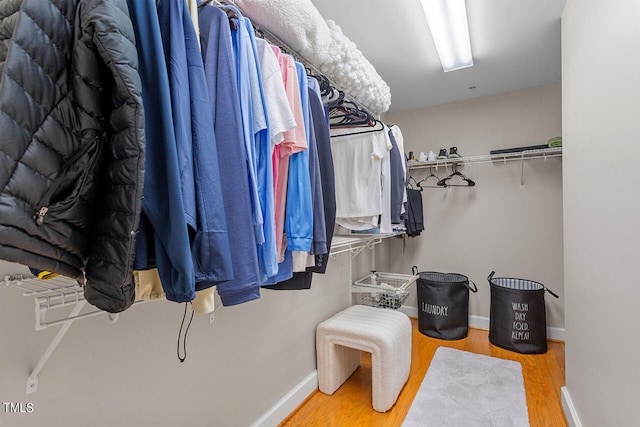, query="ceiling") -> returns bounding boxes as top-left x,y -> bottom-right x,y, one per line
311,0 -> 566,113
